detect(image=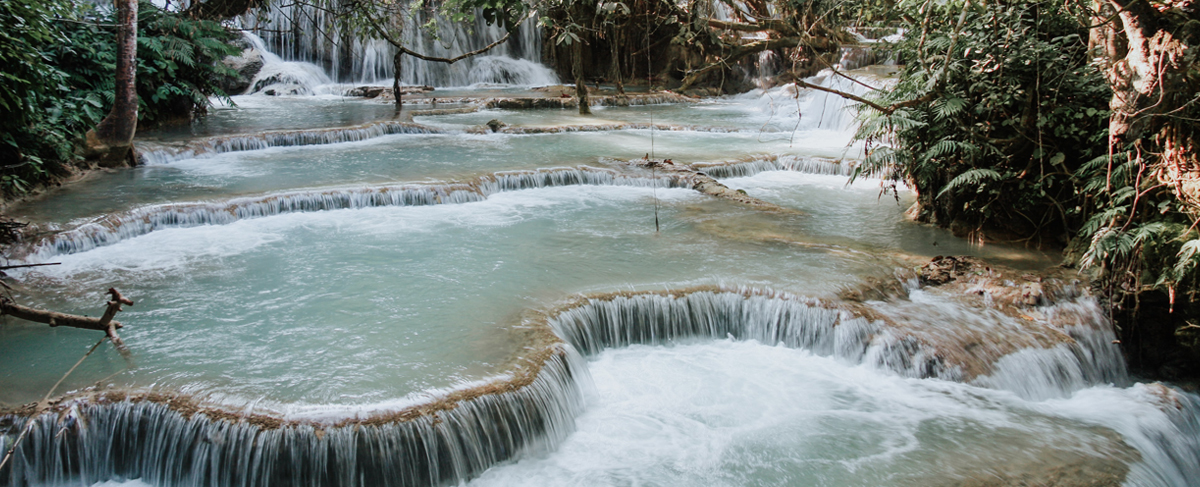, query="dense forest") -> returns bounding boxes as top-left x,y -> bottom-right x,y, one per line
2,0 -> 1199,378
